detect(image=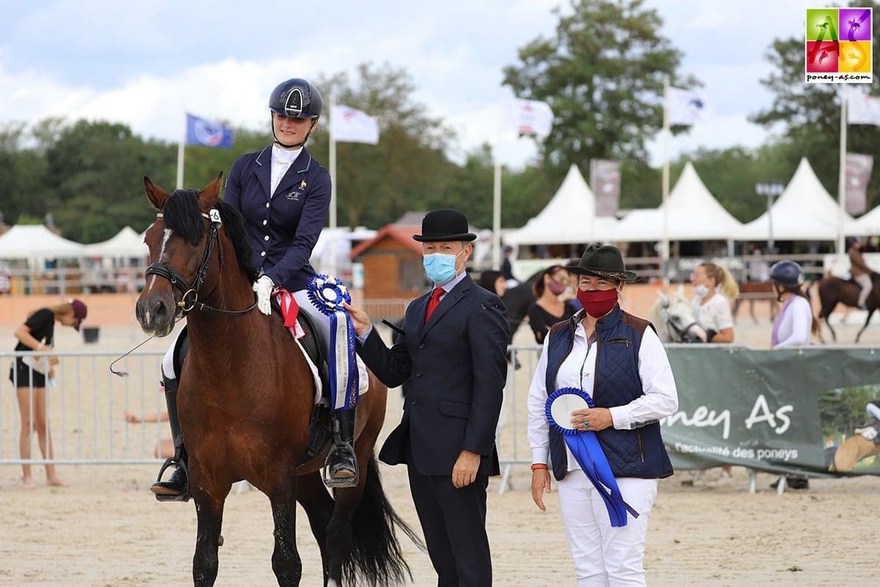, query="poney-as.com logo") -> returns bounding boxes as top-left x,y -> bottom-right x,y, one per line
805,7 -> 873,84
